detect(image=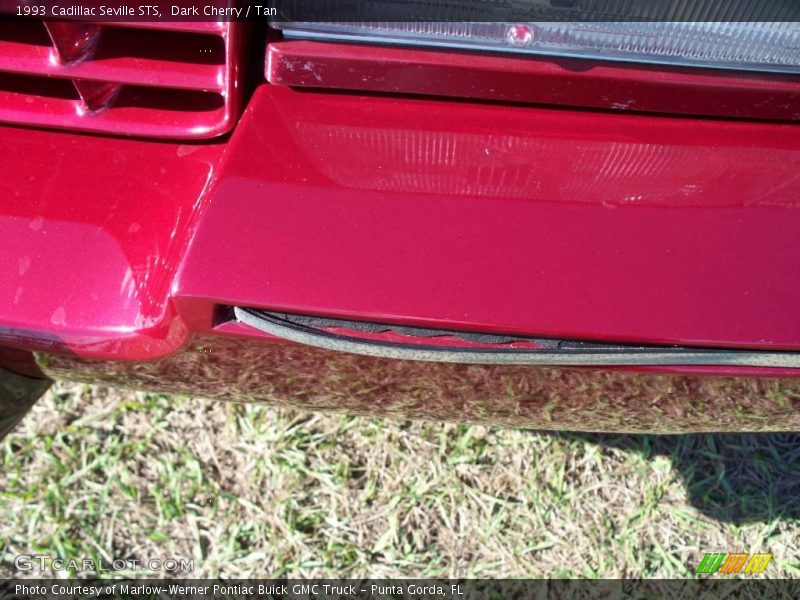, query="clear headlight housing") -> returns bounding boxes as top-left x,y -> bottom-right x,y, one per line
280,21 -> 800,74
